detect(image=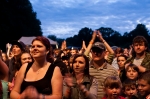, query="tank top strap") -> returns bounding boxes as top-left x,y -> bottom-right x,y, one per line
44,63 -> 56,79
24,62 -> 33,79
